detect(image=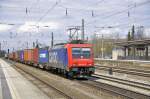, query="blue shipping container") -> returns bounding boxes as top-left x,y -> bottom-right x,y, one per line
49,48 -> 68,69
38,49 -> 49,63
20,51 -> 24,61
